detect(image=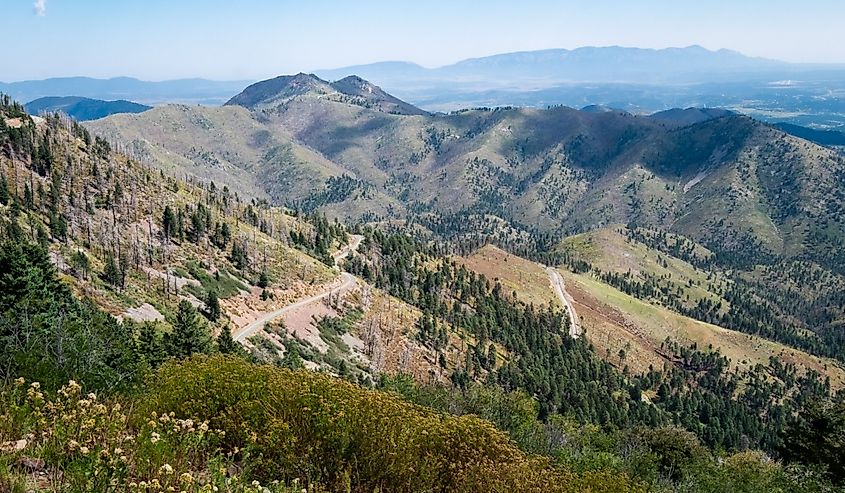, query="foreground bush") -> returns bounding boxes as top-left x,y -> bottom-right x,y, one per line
0,377 -> 312,492
144,355 -> 643,493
